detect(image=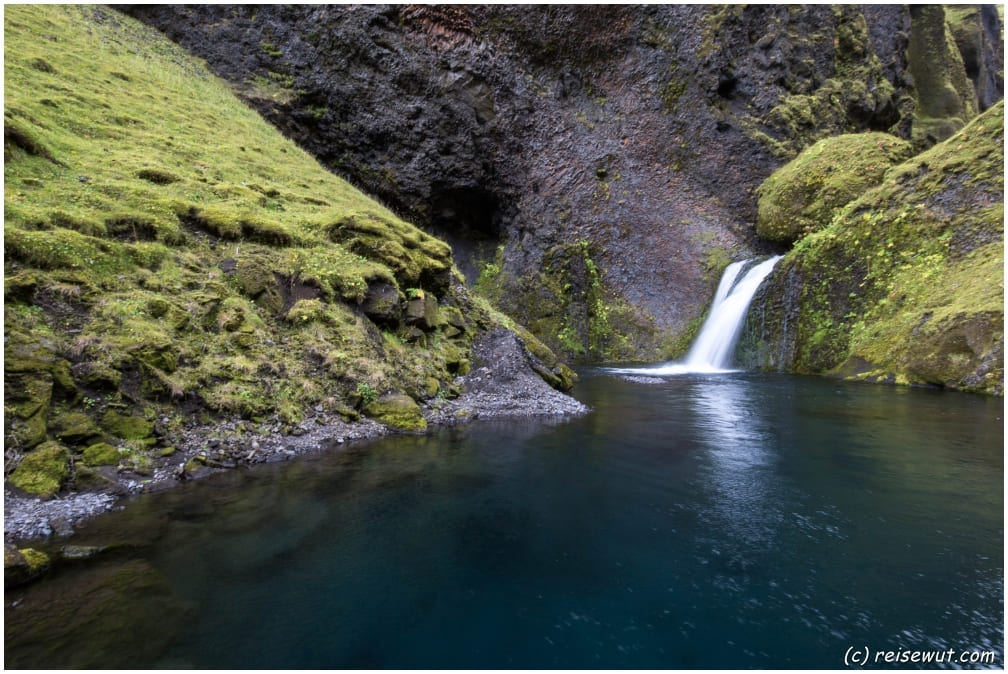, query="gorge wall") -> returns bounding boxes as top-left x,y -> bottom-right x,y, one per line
124,5 -> 1003,371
